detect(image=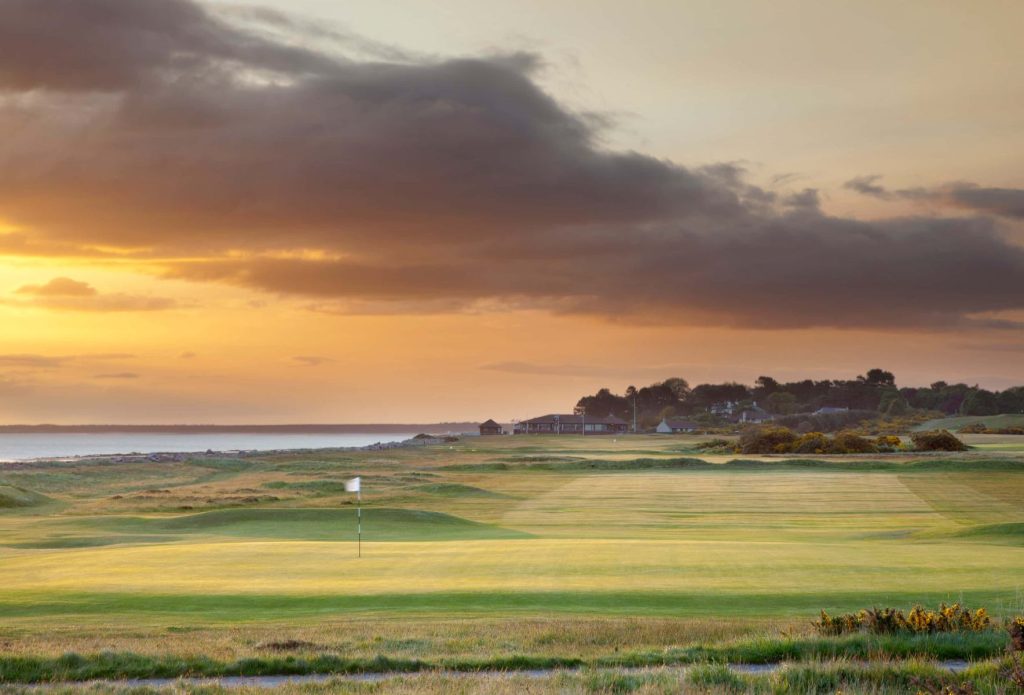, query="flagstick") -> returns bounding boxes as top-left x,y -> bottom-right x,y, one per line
357,489 -> 362,558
